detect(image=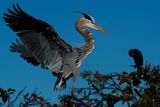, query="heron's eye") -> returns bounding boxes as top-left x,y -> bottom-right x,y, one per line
85,19 -> 91,23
